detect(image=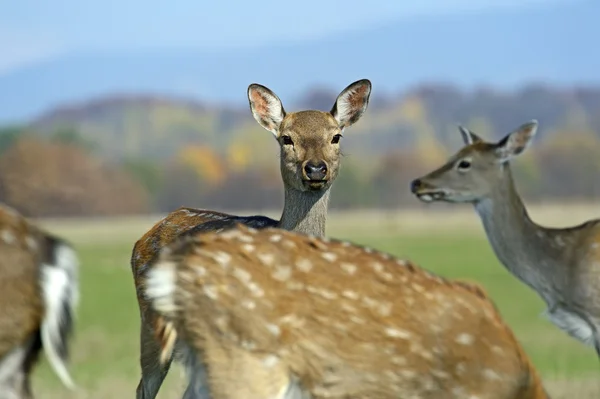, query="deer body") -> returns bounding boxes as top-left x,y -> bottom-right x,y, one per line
411,120 -> 600,356
145,225 -> 549,399
0,204 -> 78,398
132,80 -> 372,398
